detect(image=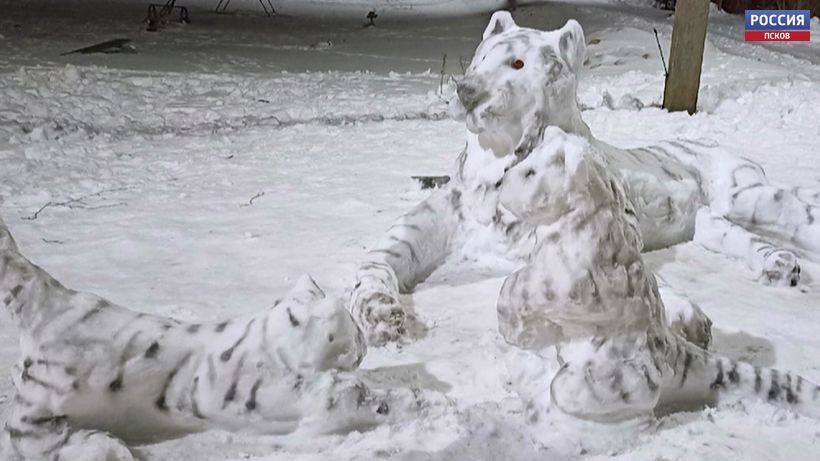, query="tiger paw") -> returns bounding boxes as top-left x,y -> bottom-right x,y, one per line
348,283 -> 406,346
761,249 -> 801,287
